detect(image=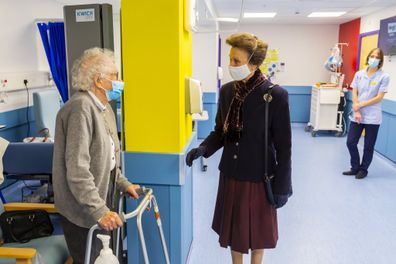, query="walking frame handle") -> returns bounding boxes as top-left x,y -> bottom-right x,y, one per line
119,187 -> 152,222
